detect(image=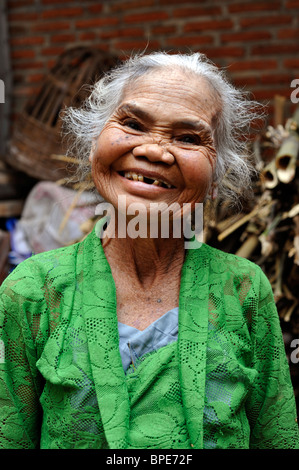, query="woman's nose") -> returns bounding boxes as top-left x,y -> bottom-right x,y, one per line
132,143 -> 175,165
